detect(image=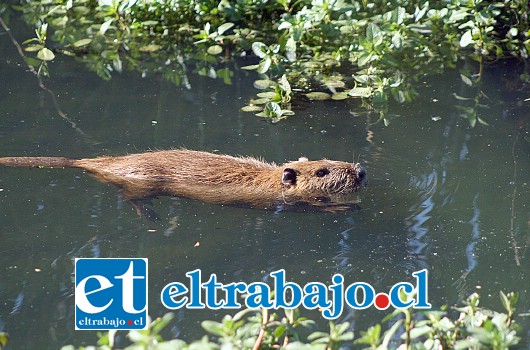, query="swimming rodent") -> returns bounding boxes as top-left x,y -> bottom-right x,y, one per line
0,149 -> 366,215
